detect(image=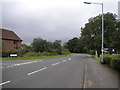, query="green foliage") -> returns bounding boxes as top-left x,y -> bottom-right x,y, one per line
104,55 -> 120,72
31,38 -> 65,55
2,37 -> 70,58
31,38 -> 47,52
3,54 -> 72,60
88,50 -> 95,55
65,12 -> 120,55
65,37 -> 82,53
61,47 -> 70,55
0,40 -> 2,57
23,52 -> 38,57
80,12 -> 120,54
104,56 -> 112,65
37,52 -> 53,56
110,58 -> 120,71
